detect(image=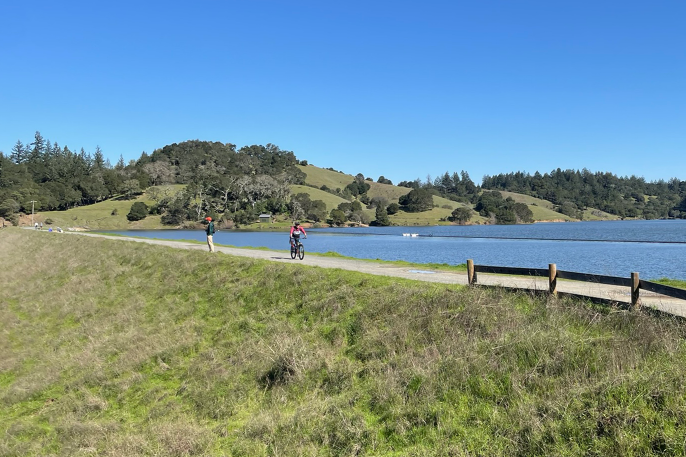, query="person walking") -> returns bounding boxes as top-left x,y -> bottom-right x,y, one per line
205,217 -> 215,252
